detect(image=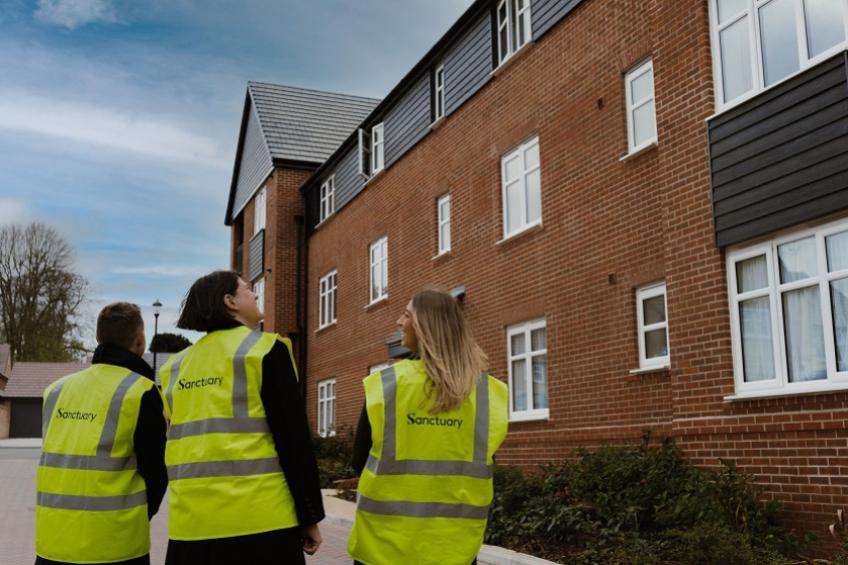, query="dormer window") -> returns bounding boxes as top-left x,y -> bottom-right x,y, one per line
497,0 -> 532,65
